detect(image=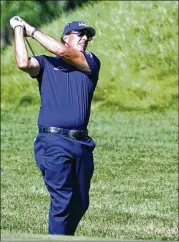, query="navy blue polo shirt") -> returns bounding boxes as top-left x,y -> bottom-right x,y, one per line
31,51 -> 100,130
